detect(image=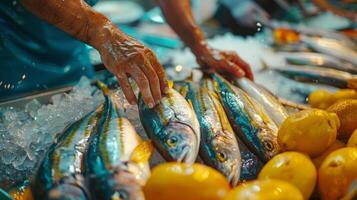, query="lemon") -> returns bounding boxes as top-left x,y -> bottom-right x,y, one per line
347,130 -> 357,147
144,162 -> 230,200
258,152 -> 316,199
278,109 -> 339,157
223,179 -> 303,200
308,89 -> 357,109
308,89 -> 333,109
327,100 -> 357,139
318,147 -> 357,200
313,140 -> 345,168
